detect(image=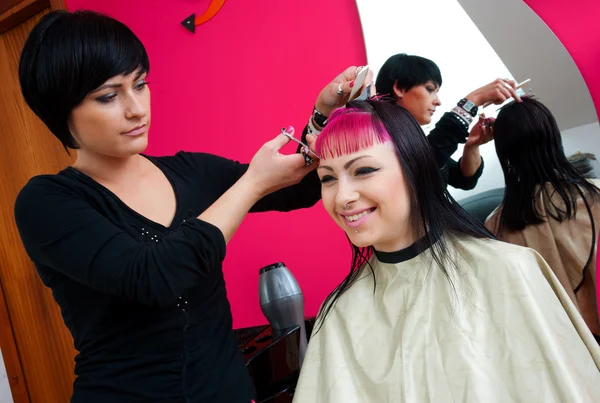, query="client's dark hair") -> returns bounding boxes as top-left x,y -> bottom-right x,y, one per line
313,100 -> 493,330
19,10 -> 150,150
493,97 -> 600,232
